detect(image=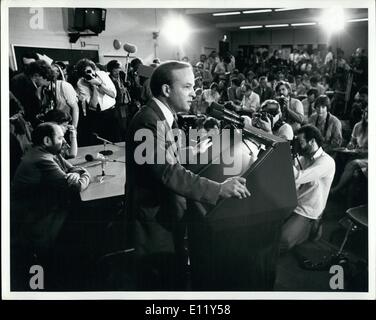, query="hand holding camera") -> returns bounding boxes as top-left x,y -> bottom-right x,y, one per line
252,112 -> 272,133
279,95 -> 289,112
84,70 -> 102,86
